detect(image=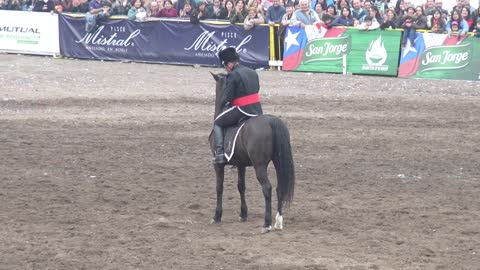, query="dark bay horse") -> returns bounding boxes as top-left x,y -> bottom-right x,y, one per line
209,72 -> 295,234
